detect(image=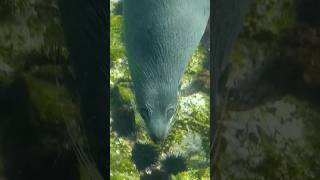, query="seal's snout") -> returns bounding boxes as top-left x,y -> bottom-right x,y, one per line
148,118 -> 168,144
149,128 -> 166,144
150,134 -> 162,144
